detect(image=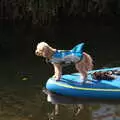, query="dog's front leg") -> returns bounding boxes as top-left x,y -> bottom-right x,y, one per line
53,63 -> 62,80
